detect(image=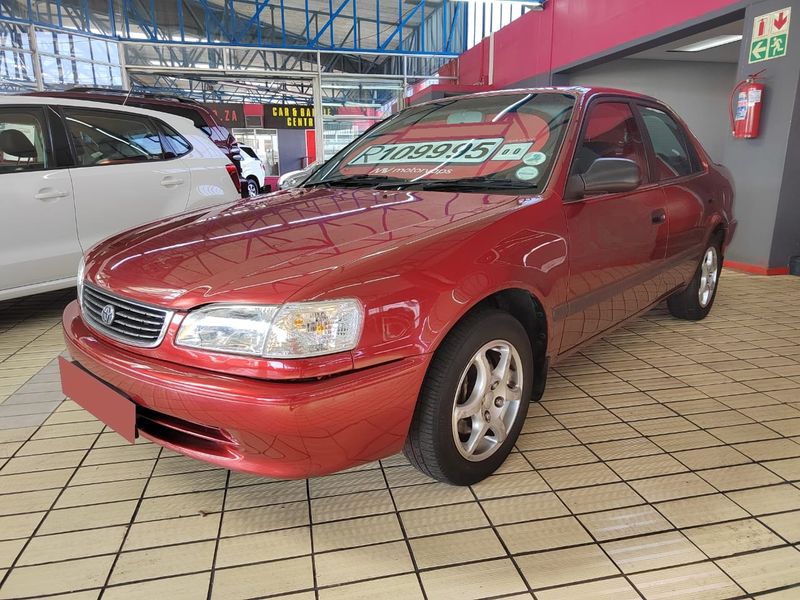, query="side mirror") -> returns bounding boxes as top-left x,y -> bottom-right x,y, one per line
566,158 -> 641,200
231,152 -> 242,162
